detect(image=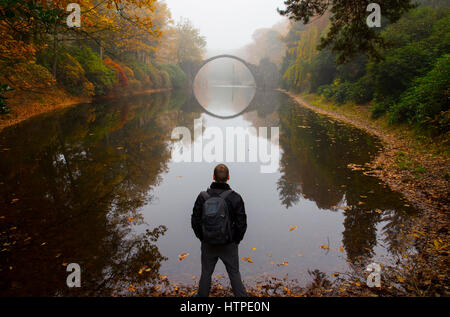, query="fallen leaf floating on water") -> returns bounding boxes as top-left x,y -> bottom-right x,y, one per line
298,253 -> 303,257
160,275 -> 167,279
277,261 -> 289,267
289,225 -> 298,232
269,261 -> 274,265
251,247 -> 256,251
178,252 -> 189,261
138,265 -> 149,274
128,217 -> 134,222
320,245 -> 330,250
339,246 -> 344,253
241,257 -> 253,263
267,253 -> 272,257
10,198 -> 19,204
347,163 -> 365,171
